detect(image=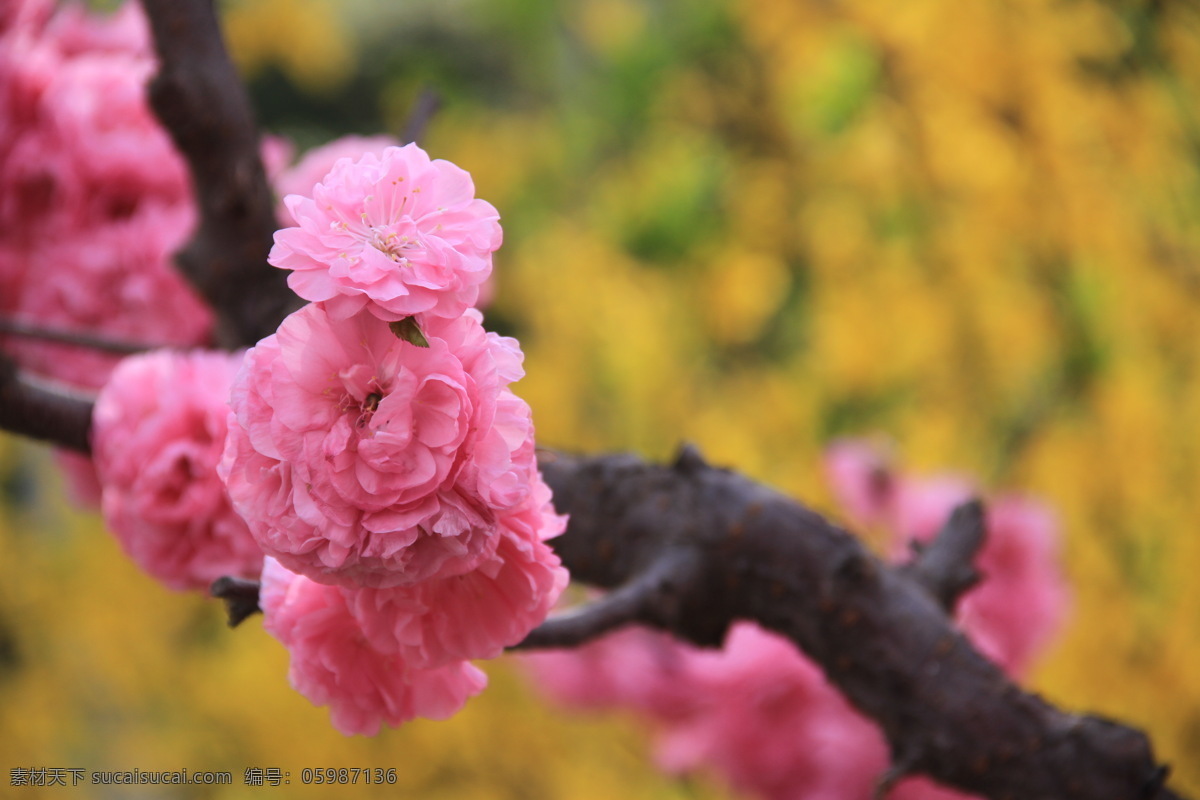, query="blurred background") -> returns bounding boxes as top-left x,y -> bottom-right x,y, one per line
3,0 -> 1200,795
